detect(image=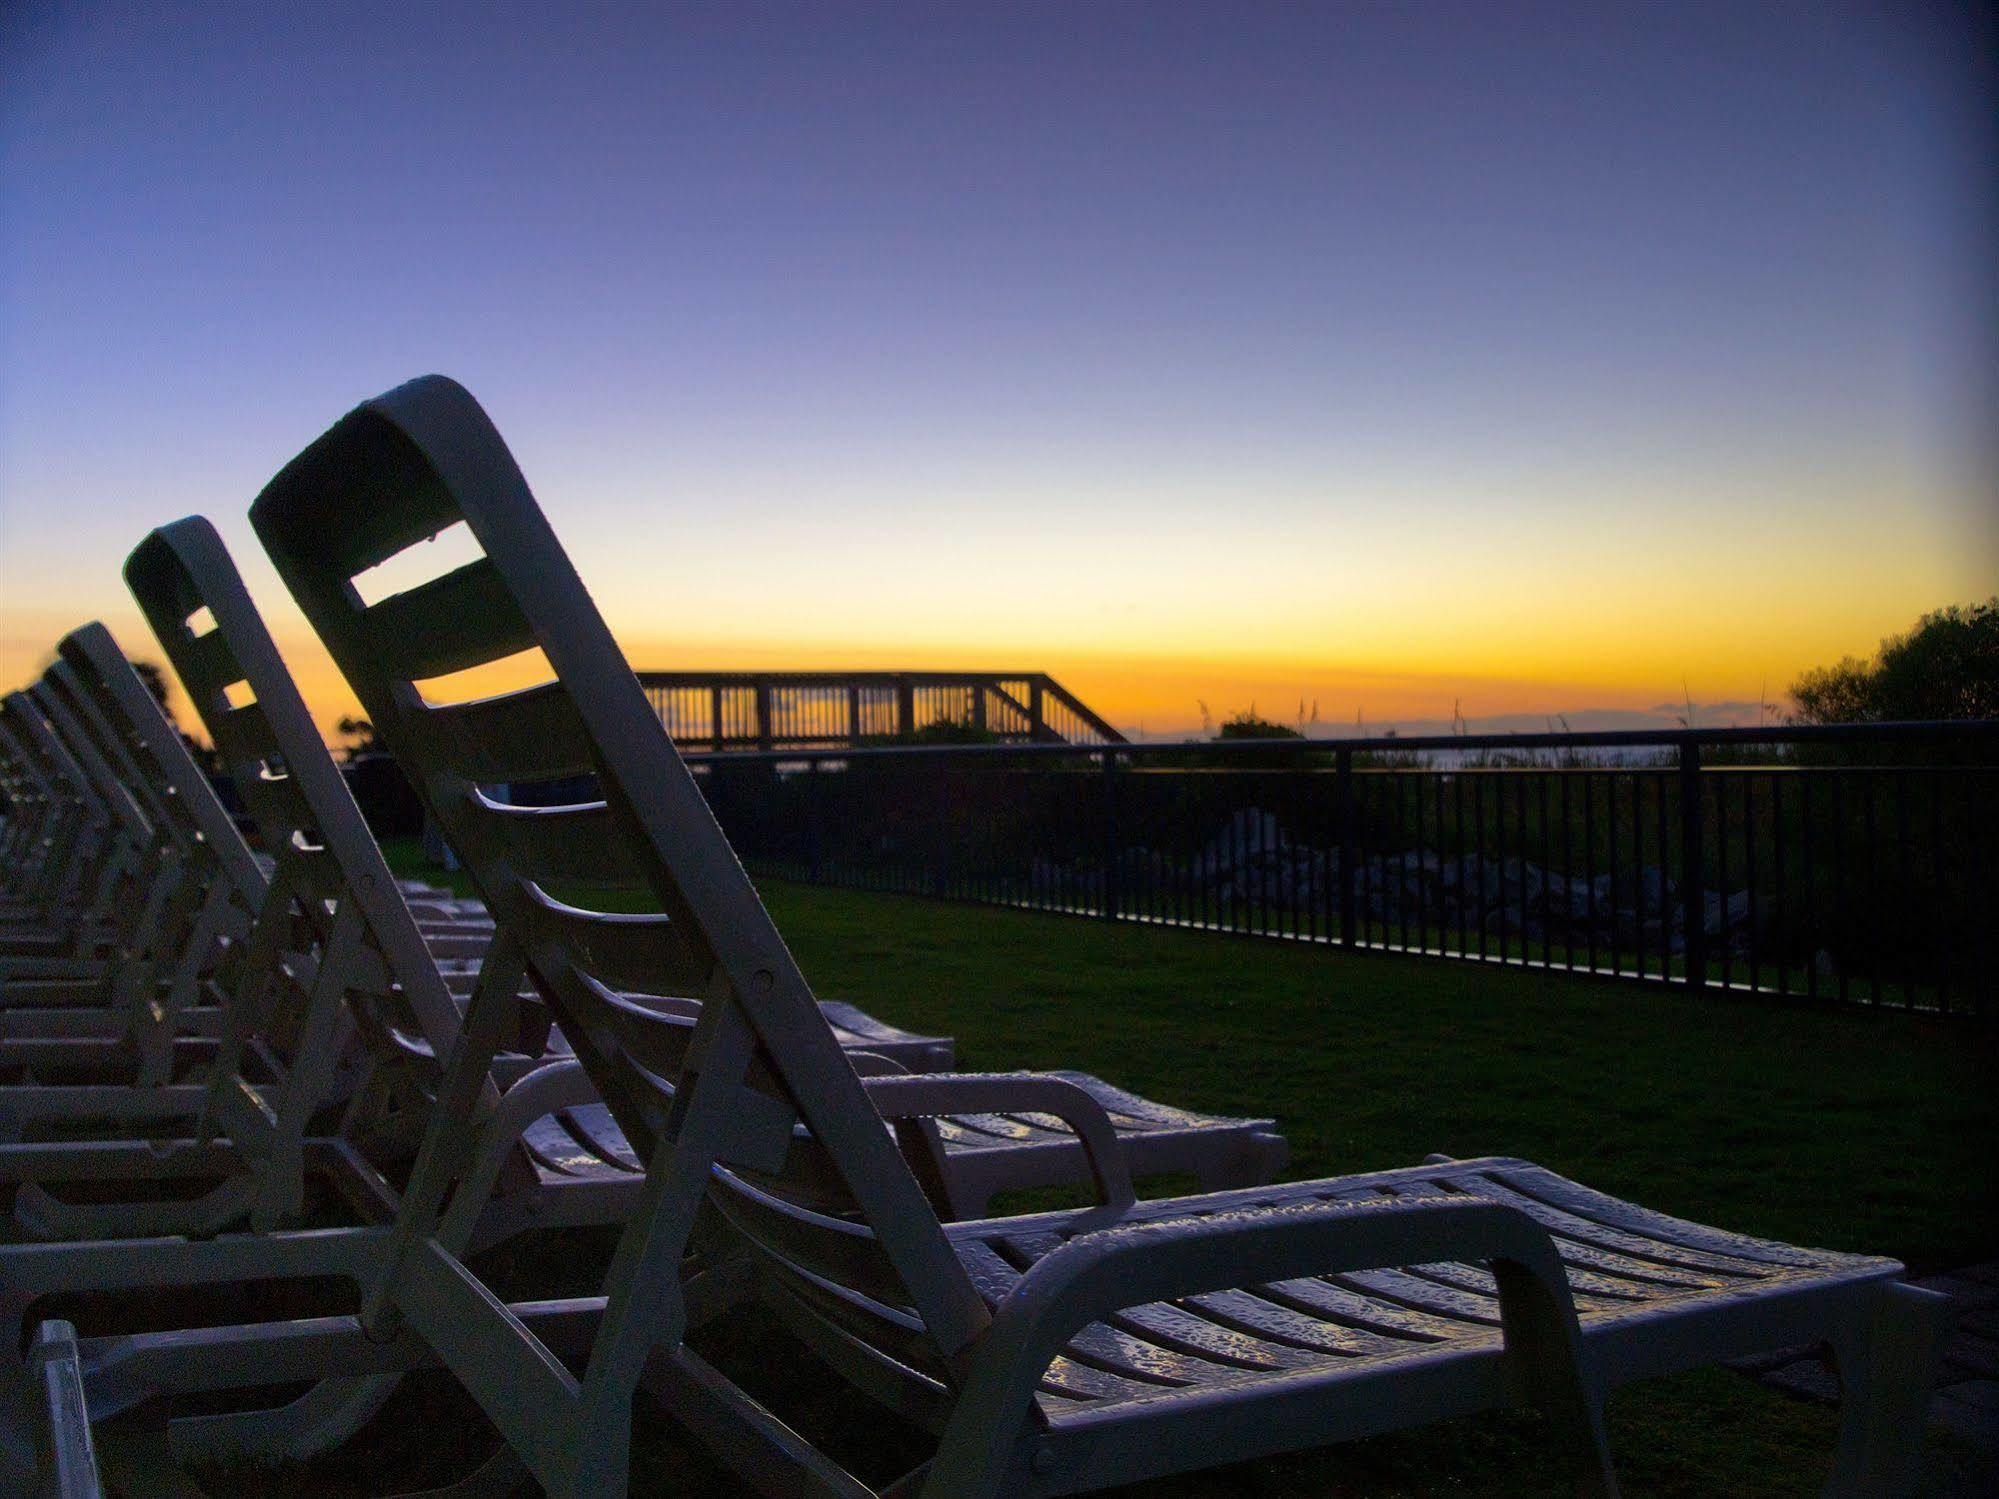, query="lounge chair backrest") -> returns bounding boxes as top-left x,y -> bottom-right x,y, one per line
0,693 -> 111,909
54,623 -> 265,902
36,639 -> 264,1024
39,658 -> 189,870
17,678 -> 162,920
250,376 -> 990,1374
0,704 -> 57,821
125,519 -> 469,1078
0,713 -> 49,820
0,703 -> 62,822
0,720 -> 50,865
46,615 -> 451,1213
21,679 -> 146,849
